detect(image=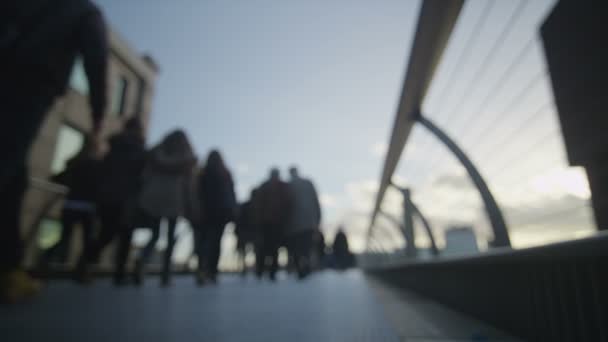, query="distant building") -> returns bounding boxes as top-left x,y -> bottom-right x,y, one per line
22,29 -> 159,267
443,226 -> 479,257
